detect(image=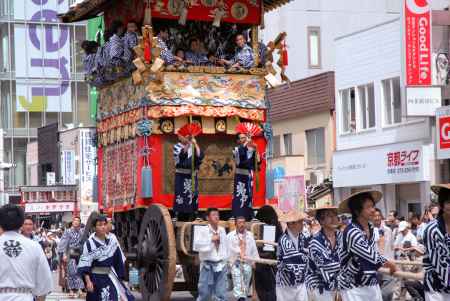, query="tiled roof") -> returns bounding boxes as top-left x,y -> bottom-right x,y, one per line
268,71 -> 335,121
